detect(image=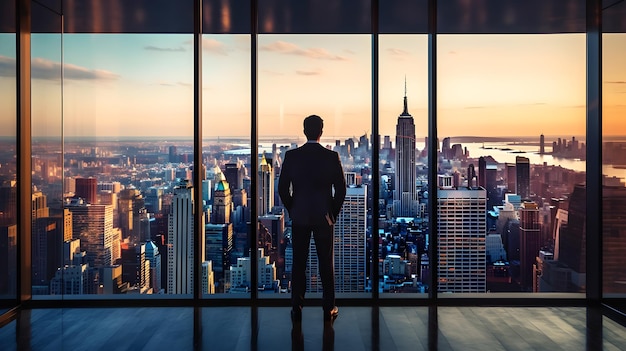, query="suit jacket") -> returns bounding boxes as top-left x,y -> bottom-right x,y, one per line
278,142 -> 346,226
